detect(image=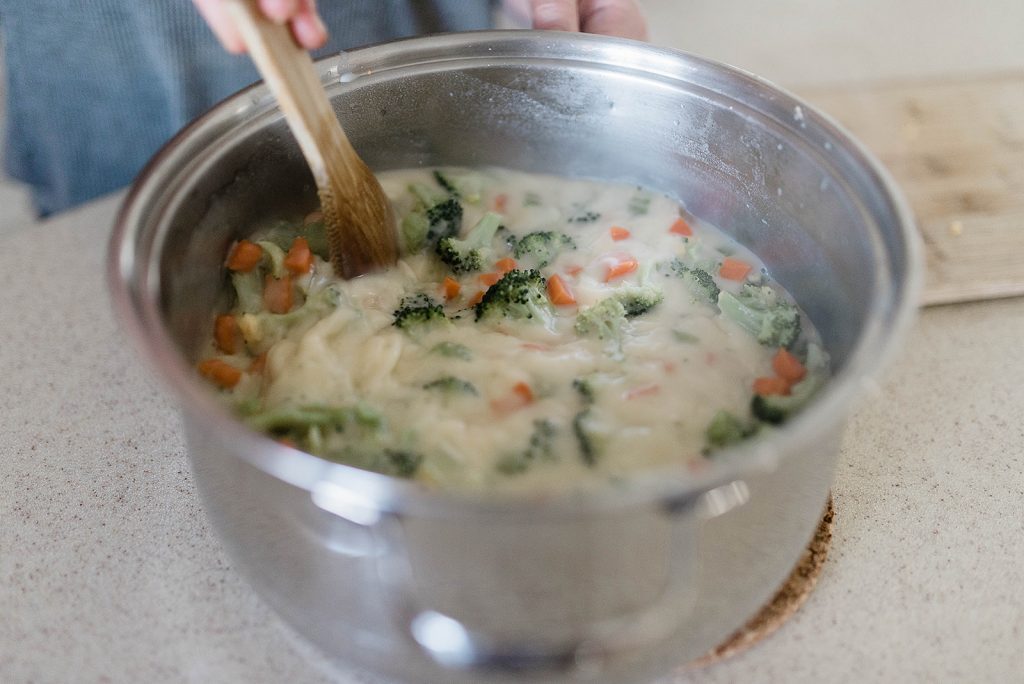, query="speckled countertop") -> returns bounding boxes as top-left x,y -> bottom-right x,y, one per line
1,190 -> 1022,683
